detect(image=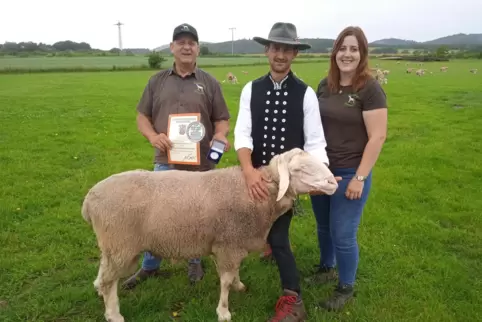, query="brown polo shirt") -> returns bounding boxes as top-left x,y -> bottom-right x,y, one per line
136,65 -> 230,171
316,77 -> 387,169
